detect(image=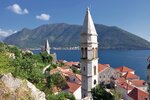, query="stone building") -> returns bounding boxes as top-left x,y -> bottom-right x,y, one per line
147,57 -> 150,99
80,8 -> 99,98
43,39 -> 50,54
98,64 -> 120,84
